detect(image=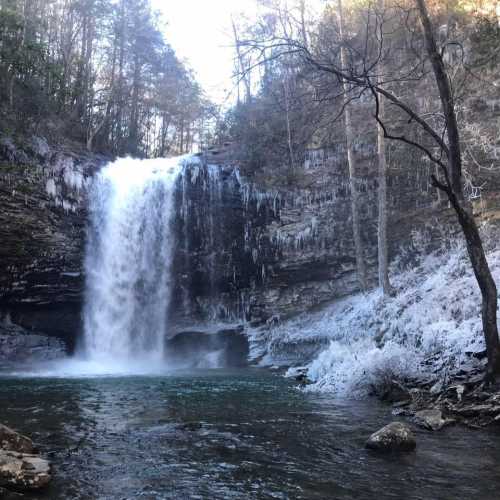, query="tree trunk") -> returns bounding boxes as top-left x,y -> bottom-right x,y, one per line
299,0 -> 308,48
8,72 -> 14,109
283,70 -> 295,173
377,0 -> 392,295
416,0 -> 500,380
116,0 -> 126,154
232,17 -> 251,103
377,81 -> 392,295
338,0 -> 368,291
452,197 -> 500,380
